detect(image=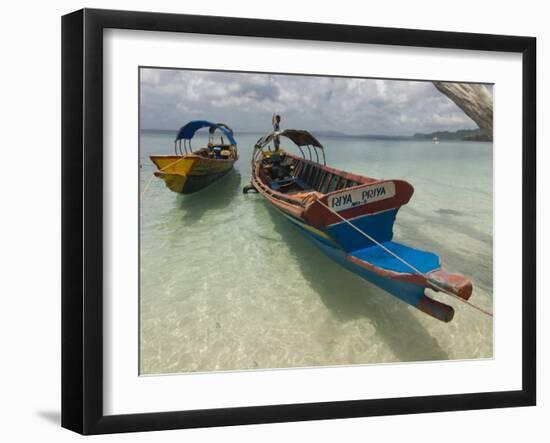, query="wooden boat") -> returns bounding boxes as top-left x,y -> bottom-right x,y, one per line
150,120 -> 238,194
244,118 -> 473,322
